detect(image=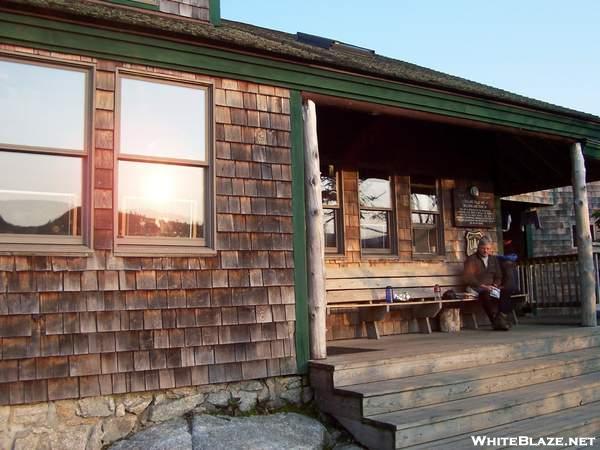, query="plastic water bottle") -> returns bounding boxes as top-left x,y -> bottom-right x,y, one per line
385,286 -> 394,303
434,284 -> 442,301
